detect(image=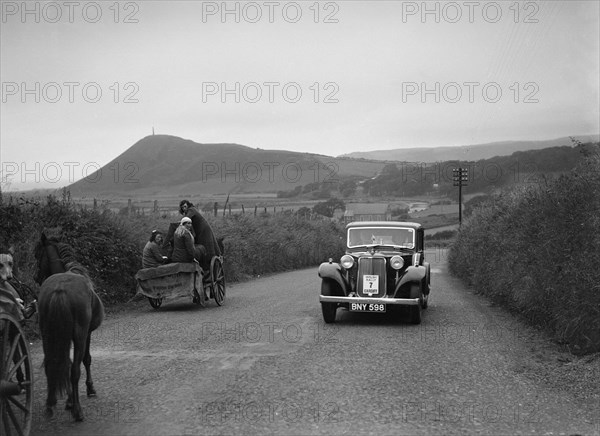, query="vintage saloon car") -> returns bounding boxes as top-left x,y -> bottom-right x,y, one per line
318,221 -> 430,324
